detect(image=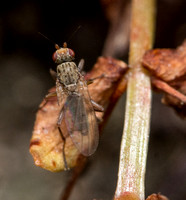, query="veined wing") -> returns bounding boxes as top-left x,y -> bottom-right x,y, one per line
63,79 -> 99,156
